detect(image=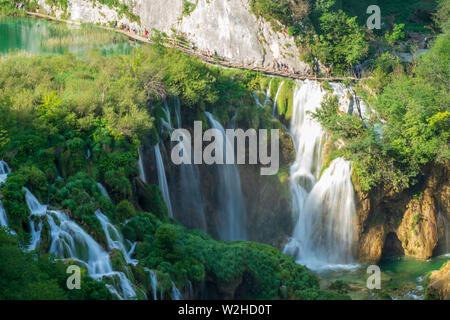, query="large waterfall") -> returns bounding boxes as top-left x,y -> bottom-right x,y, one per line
284,80 -> 358,271
205,112 -> 247,241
